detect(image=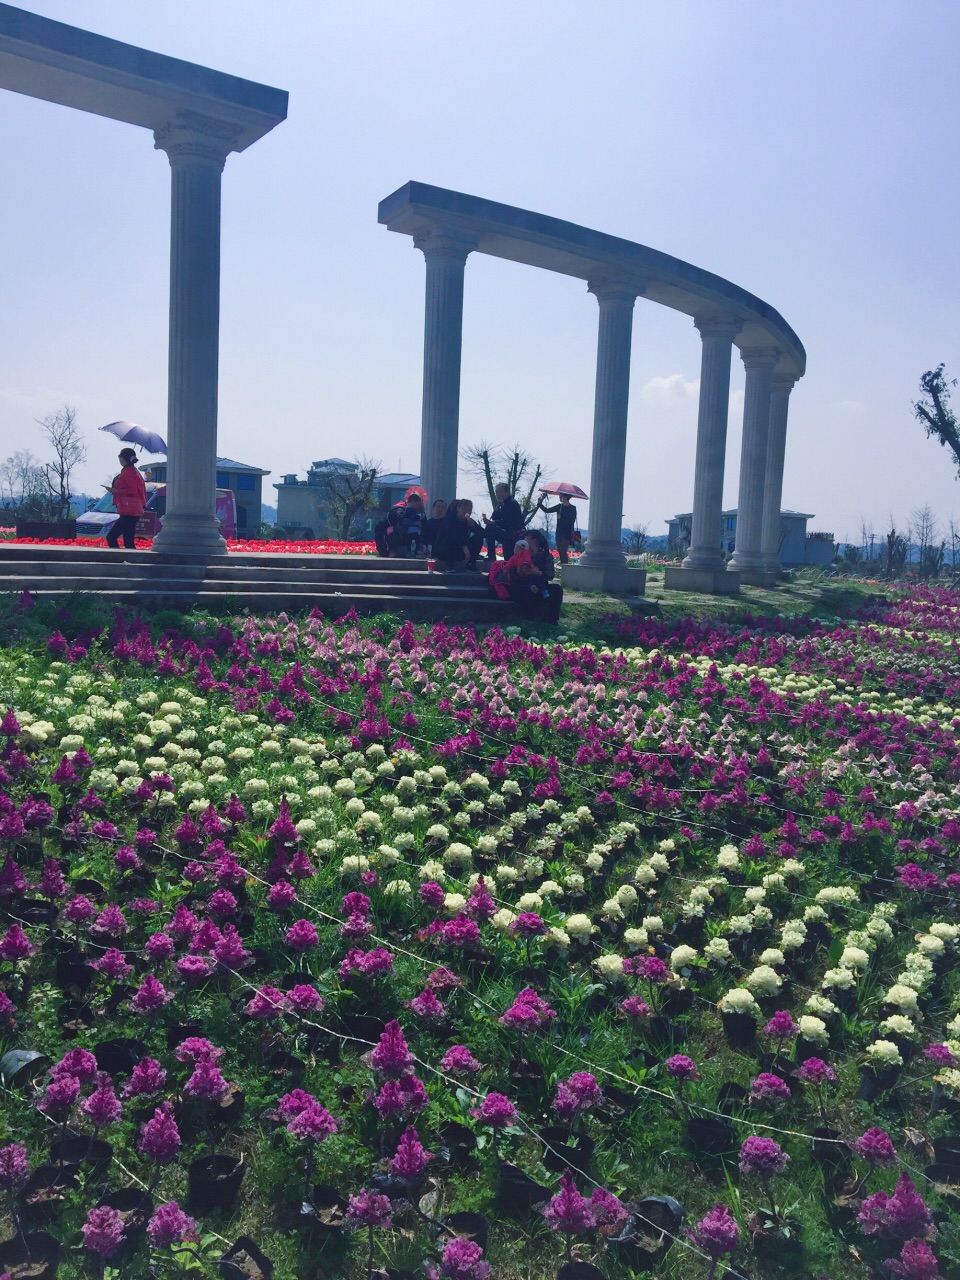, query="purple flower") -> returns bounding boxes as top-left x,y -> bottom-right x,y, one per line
408,988 -> 446,1021
435,1238 -> 491,1280
884,1239 -> 942,1279
89,947 -> 133,982
763,1010 -> 799,1040
0,1143 -> 29,1192
510,912 -> 547,939
388,1126 -> 433,1182
923,1043 -> 957,1067
147,1201 -> 199,1250
345,1189 -> 393,1229
620,996 -> 651,1021
370,1021 -> 414,1078
287,1101 -> 339,1144
686,1203 -> 740,1258
858,1174 -> 935,1241
184,1059 -> 230,1103
138,1103 -> 181,1164
122,1058 -> 167,1098
82,1205 -> 126,1258
245,985 -> 285,1019
174,1037 -> 223,1066
38,1073 -> 81,1120
144,932 -> 175,963
589,1186 -> 628,1228
419,881 -> 446,909
793,1057 -> 837,1086
498,987 -> 556,1031
267,879 -> 297,911
277,1089 -> 315,1120
53,1048 -> 98,1082
738,1136 -> 790,1177
634,955 -> 670,983
665,1054 -> 700,1083
749,1073 -> 793,1105
89,903 -> 128,938
285,918 -> 320,951
175,954 -> 215,983
439,1045 -> 481,1076
80,1074 -> 123,1129
855,1127 -> 897,1168
129,975 -> 174,1015
63,894 -> 96,925
543,1169 -> 595,1236
373,1075 -> 428,1120
285,984 -> 325,1016
470,1092 -> 517,1129
0,923 -> 35,962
